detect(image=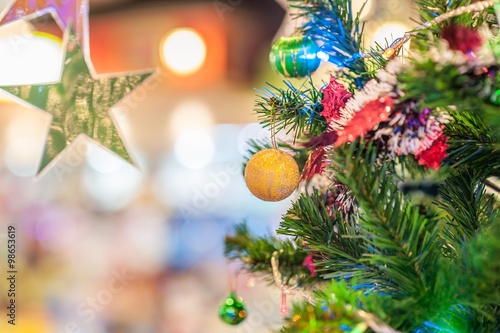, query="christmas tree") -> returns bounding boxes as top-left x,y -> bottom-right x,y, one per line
224,0 -> 500,332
